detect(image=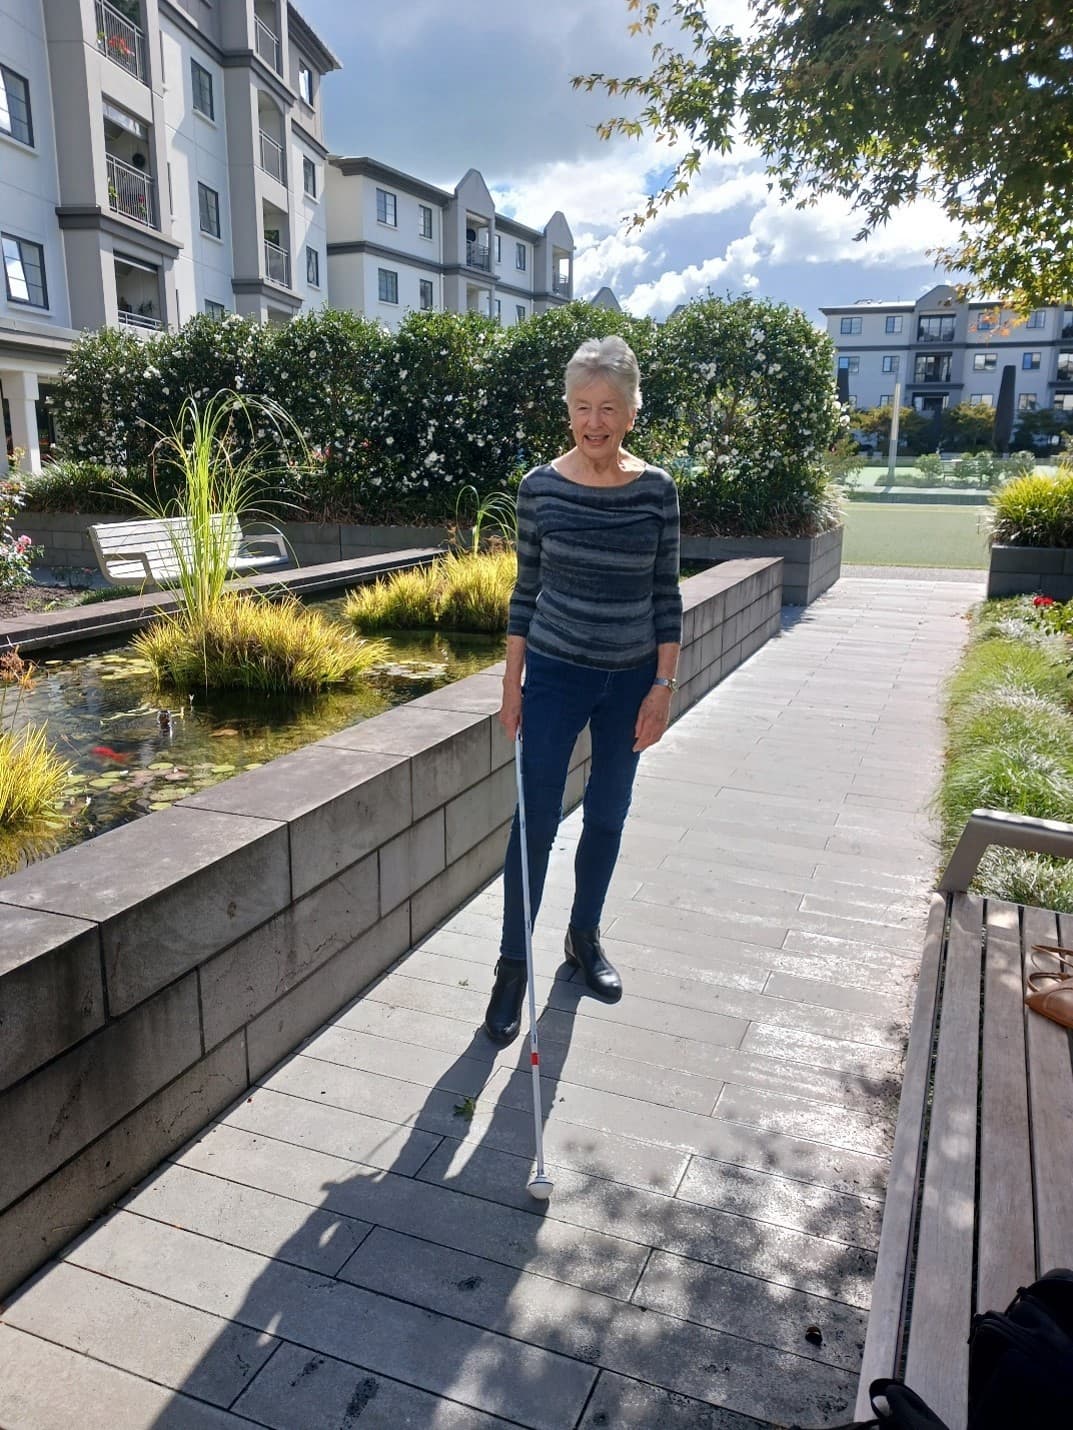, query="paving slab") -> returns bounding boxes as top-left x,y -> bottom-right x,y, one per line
4,575 -> 979,1428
